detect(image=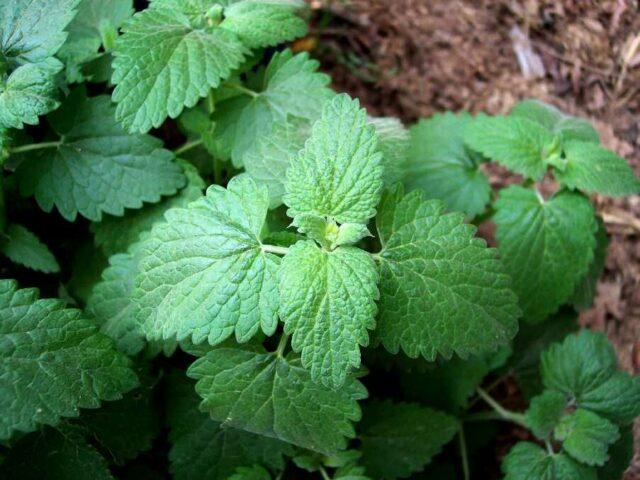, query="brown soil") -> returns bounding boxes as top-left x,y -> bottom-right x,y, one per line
307,0 -> 640,477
